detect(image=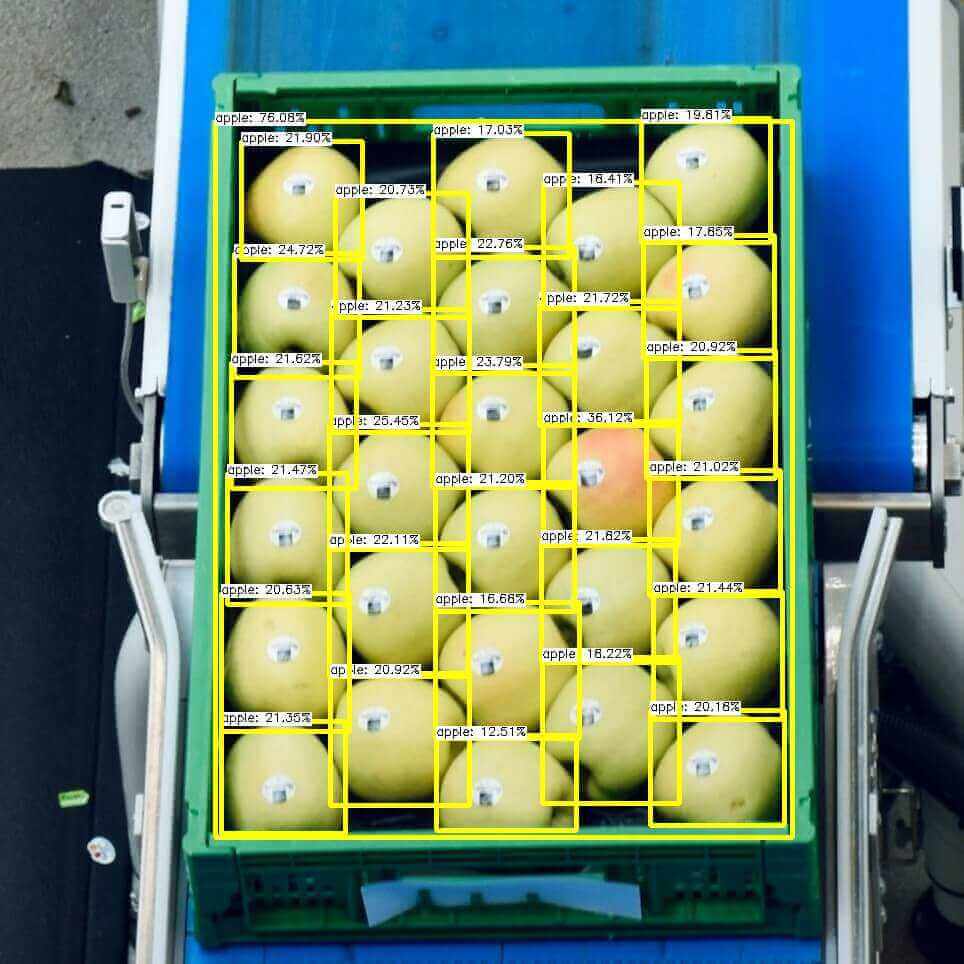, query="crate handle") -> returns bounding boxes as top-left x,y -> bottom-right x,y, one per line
360,873 -> 641,927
